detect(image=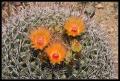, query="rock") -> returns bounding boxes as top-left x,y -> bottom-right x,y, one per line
13,2 -> 21,6
95,4 -> 104,9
